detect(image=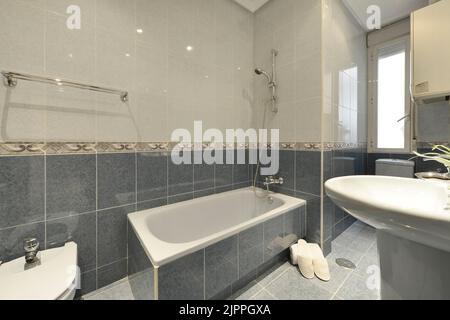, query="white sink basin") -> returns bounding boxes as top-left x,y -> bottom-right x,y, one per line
325,176 -> 450,252
325,176 -> 450,300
